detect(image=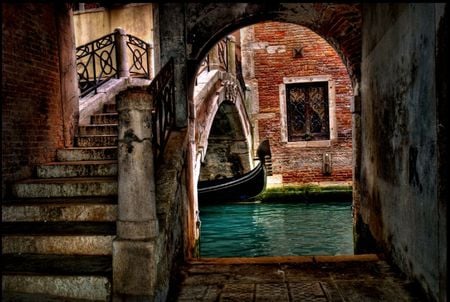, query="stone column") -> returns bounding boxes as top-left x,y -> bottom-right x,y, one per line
114,28 -> 130,78
147,44 -> 153,79
208,44 -> 221,70
113,87 -> 159,300
351,85 -> 366,253
227,35 -> 236,76
56,3 -> 79,147
157,3 -> 188,128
